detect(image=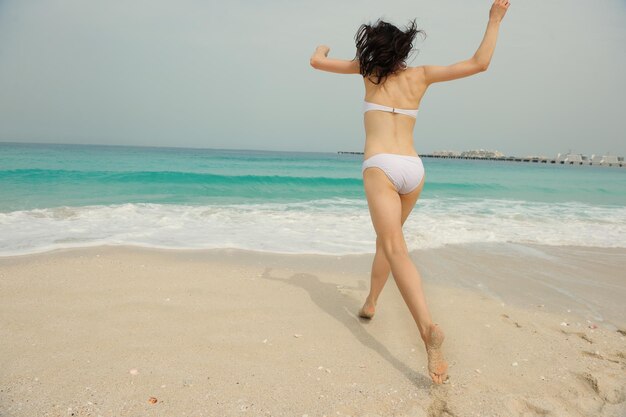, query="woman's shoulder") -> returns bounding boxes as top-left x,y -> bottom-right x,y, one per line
405,65 -> 426,76
402,66 -> 428,84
